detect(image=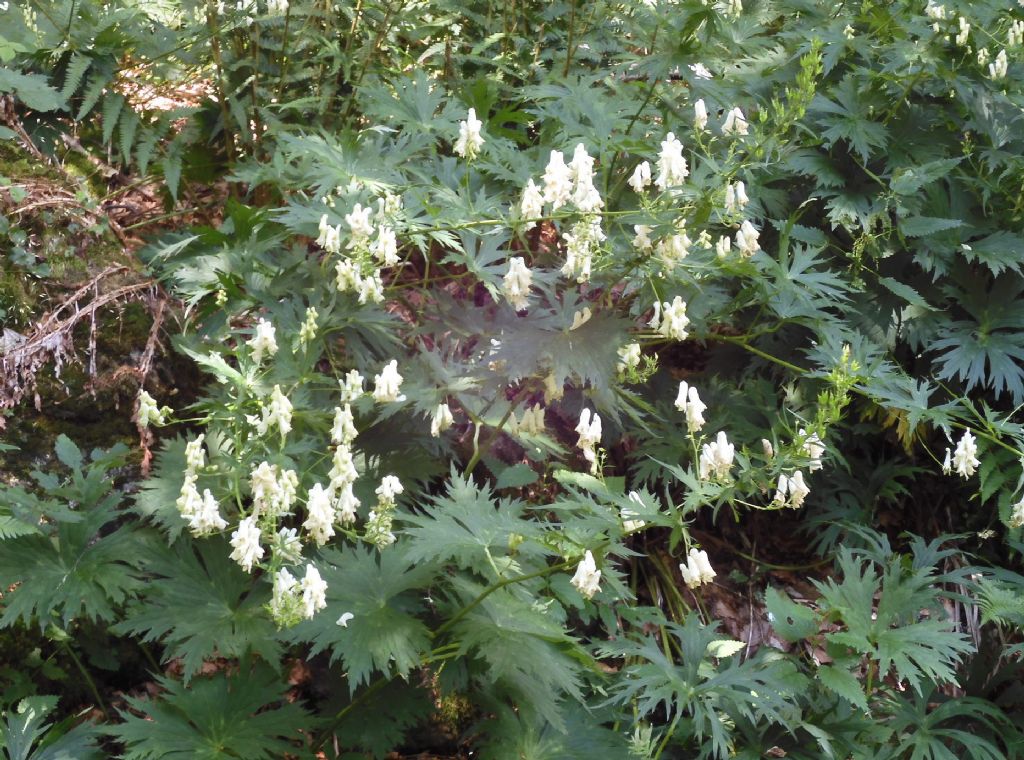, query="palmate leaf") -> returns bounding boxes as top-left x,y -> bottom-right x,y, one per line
109,664 -> 314,760
756,244 -> 850,322
402,468 -> 546,576
0,696 -> 102,760
285,545 -> 438,690
449,580 -> 588,732
113,538 -> 280,682
0,503 -> 148,629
